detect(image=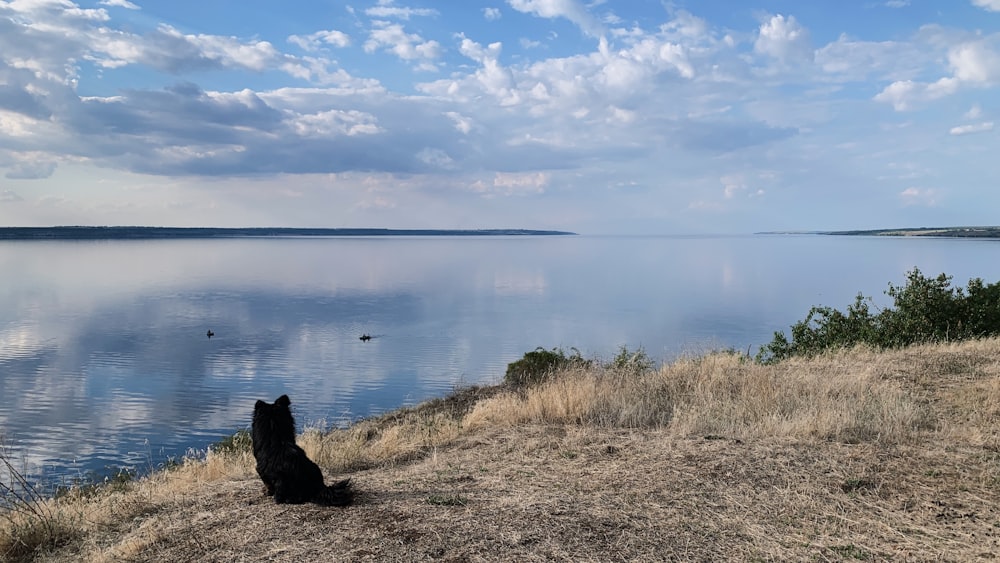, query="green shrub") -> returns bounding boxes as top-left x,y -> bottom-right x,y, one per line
758,268 -> 1000,363
504,347 -> 588,387
604,345 -> 656,375
212,429 -> 253,456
